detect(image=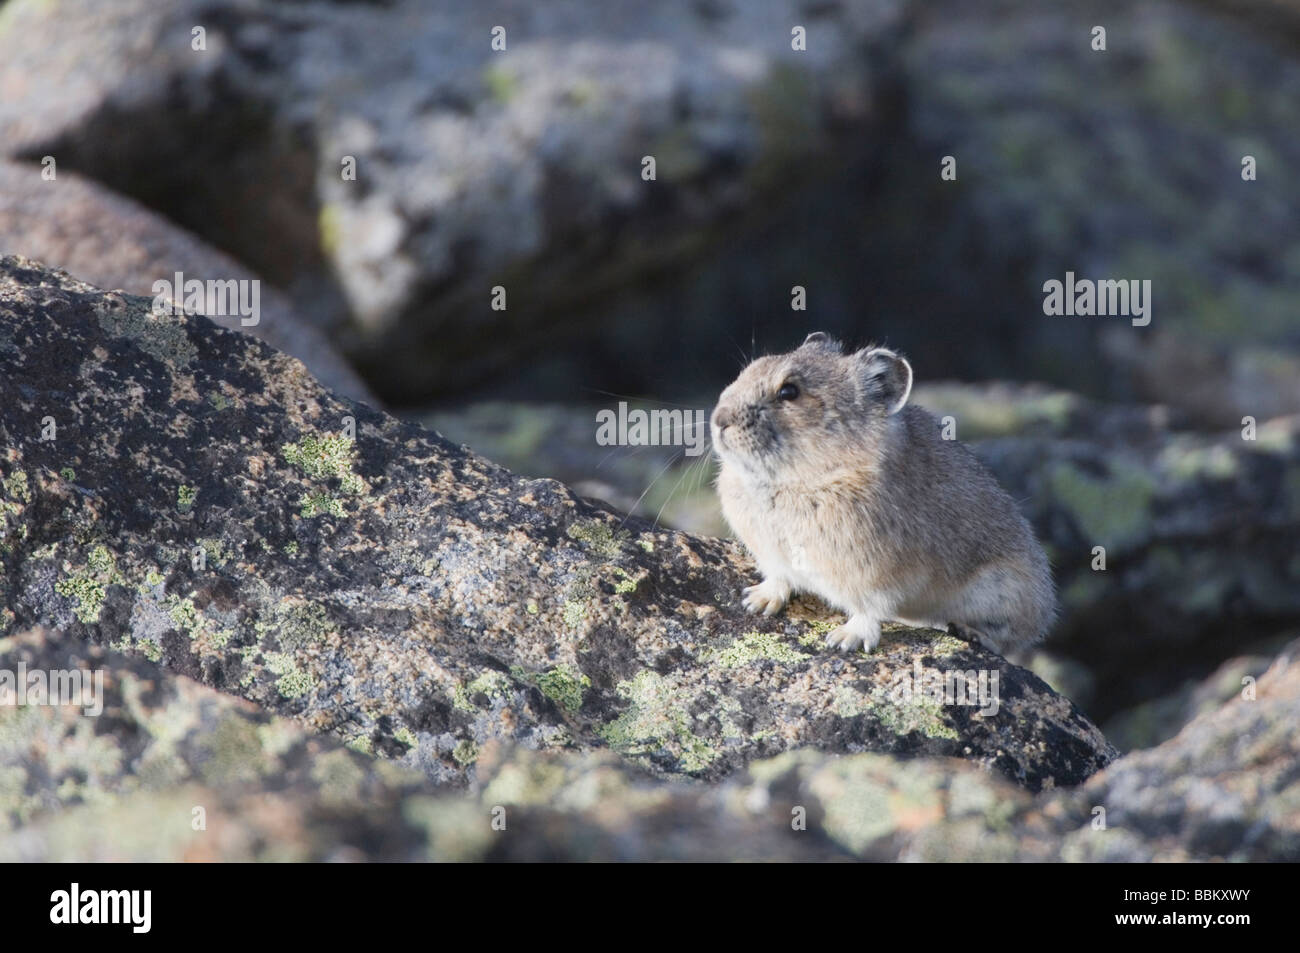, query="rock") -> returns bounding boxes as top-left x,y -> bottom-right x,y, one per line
895,0 -> 1300,426
8,626 -> 1297,861
1035,635 -> 1300,862
382,0 -> 1300,425
0,256 -> 1114,791
0,0 -> 906,401
0,160 -> 375,404
1101,646 -> 1282,751
1,627 -> 853,861
970,414 -> 1300,725
0,627 -> 435,861
1187,0 -> 1300,48
723,635 -> 1300,861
